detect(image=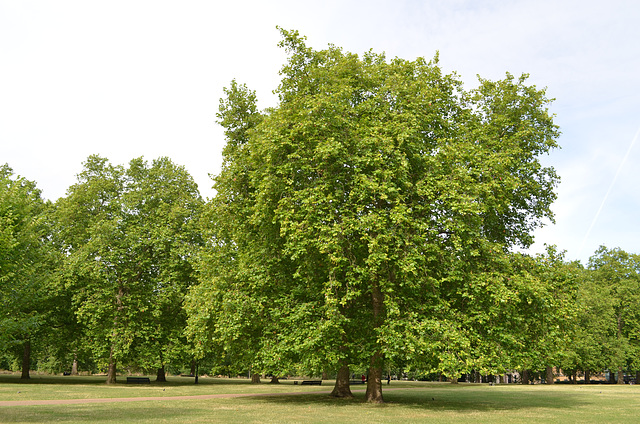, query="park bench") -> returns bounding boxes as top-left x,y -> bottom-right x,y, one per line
299,380 -> 322,385
126,376 -> 151,384
349,379 -> 365,384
